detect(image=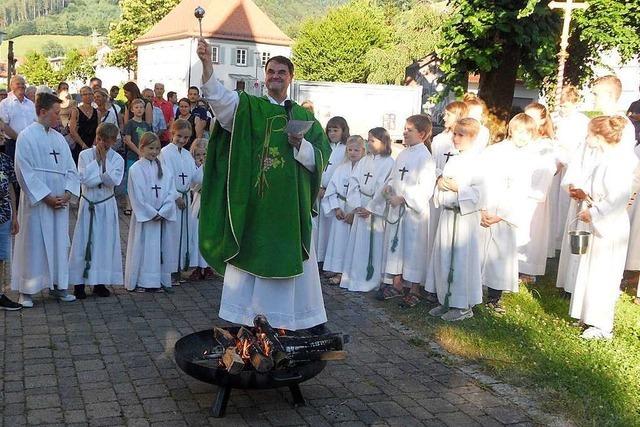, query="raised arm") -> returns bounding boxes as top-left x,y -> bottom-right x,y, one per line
196,38 -> 238,132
